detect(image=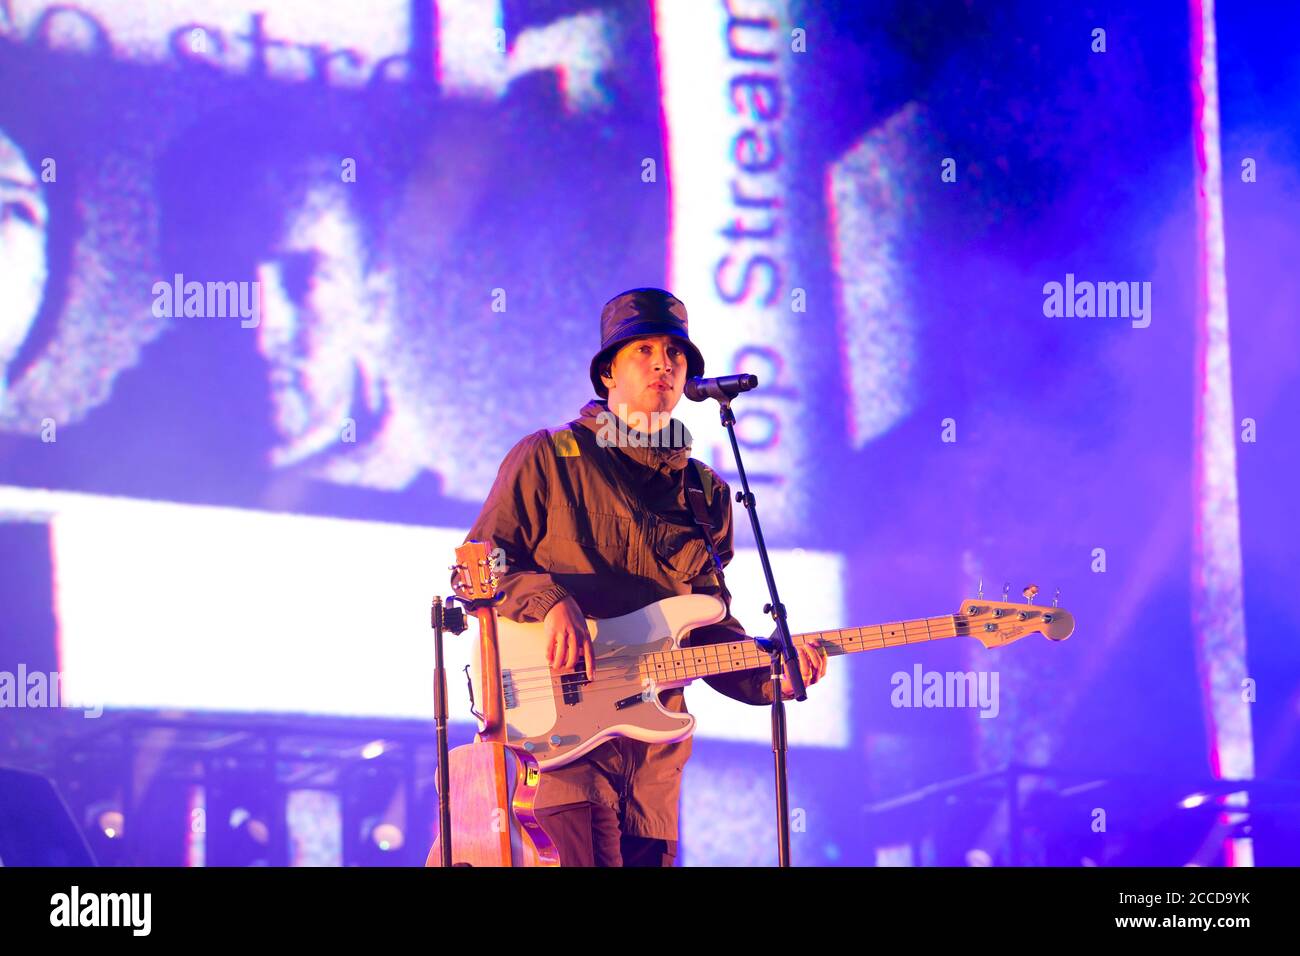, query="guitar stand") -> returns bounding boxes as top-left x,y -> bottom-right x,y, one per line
710,398 -> 807,868
430,594 -> 468,868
